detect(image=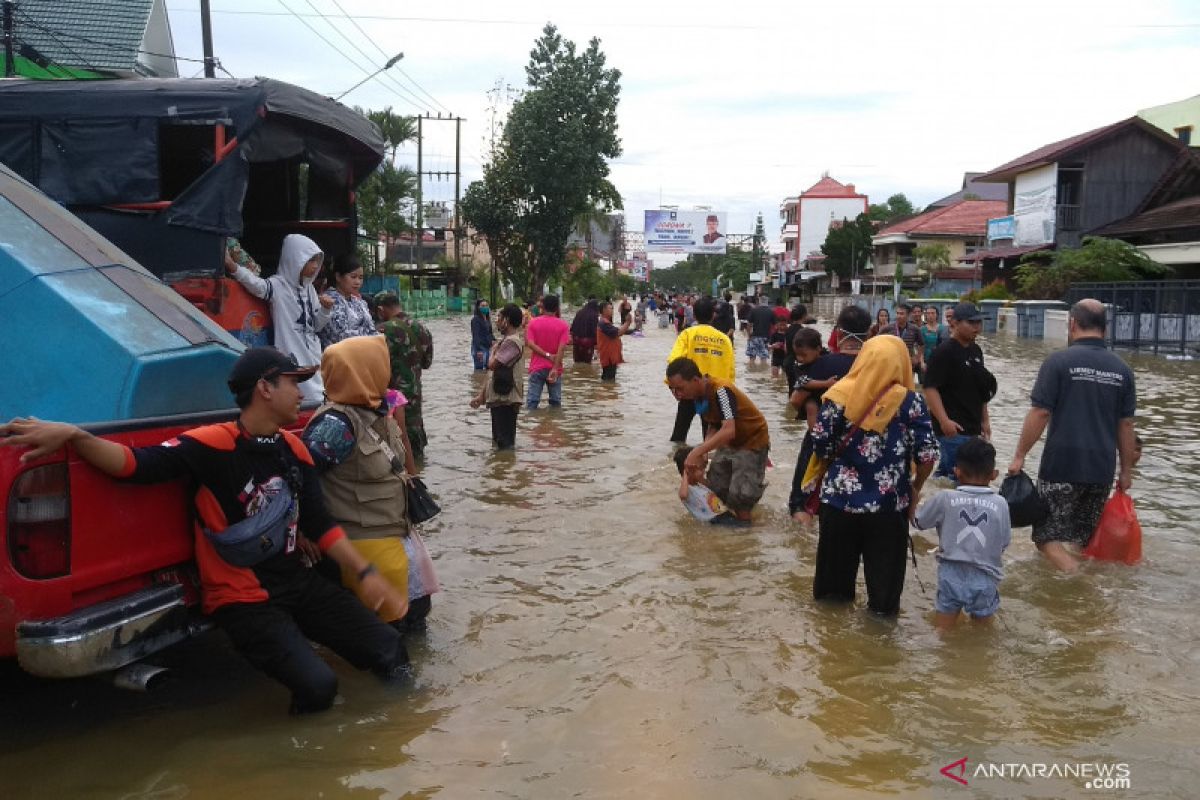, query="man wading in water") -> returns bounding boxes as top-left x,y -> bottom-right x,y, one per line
666,356 -> 771,523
